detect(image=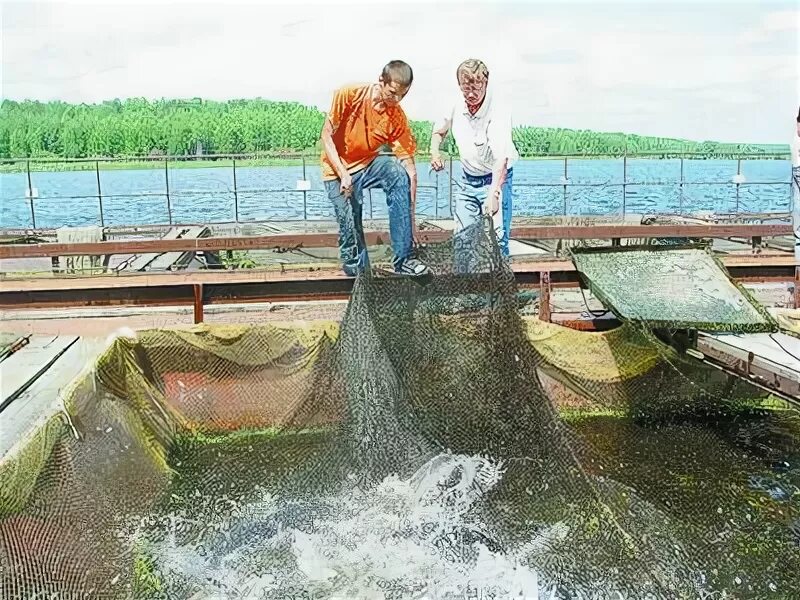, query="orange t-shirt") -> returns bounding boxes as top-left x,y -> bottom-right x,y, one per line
320,83 -> 417,181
